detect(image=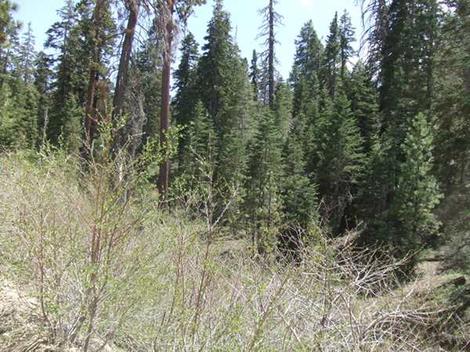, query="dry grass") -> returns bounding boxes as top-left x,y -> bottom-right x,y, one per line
0,151 -> 467,351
